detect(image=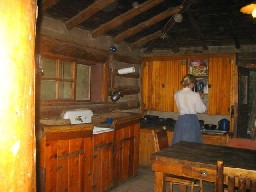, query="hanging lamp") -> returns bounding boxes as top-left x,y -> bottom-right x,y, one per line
240,3 -> 256,18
